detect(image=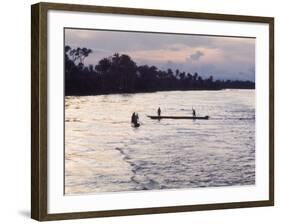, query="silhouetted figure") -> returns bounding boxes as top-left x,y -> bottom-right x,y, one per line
131,112 -> 136,123
131,112 -> 140,127
192,108 -> 196,117
157,107 -> 161,117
